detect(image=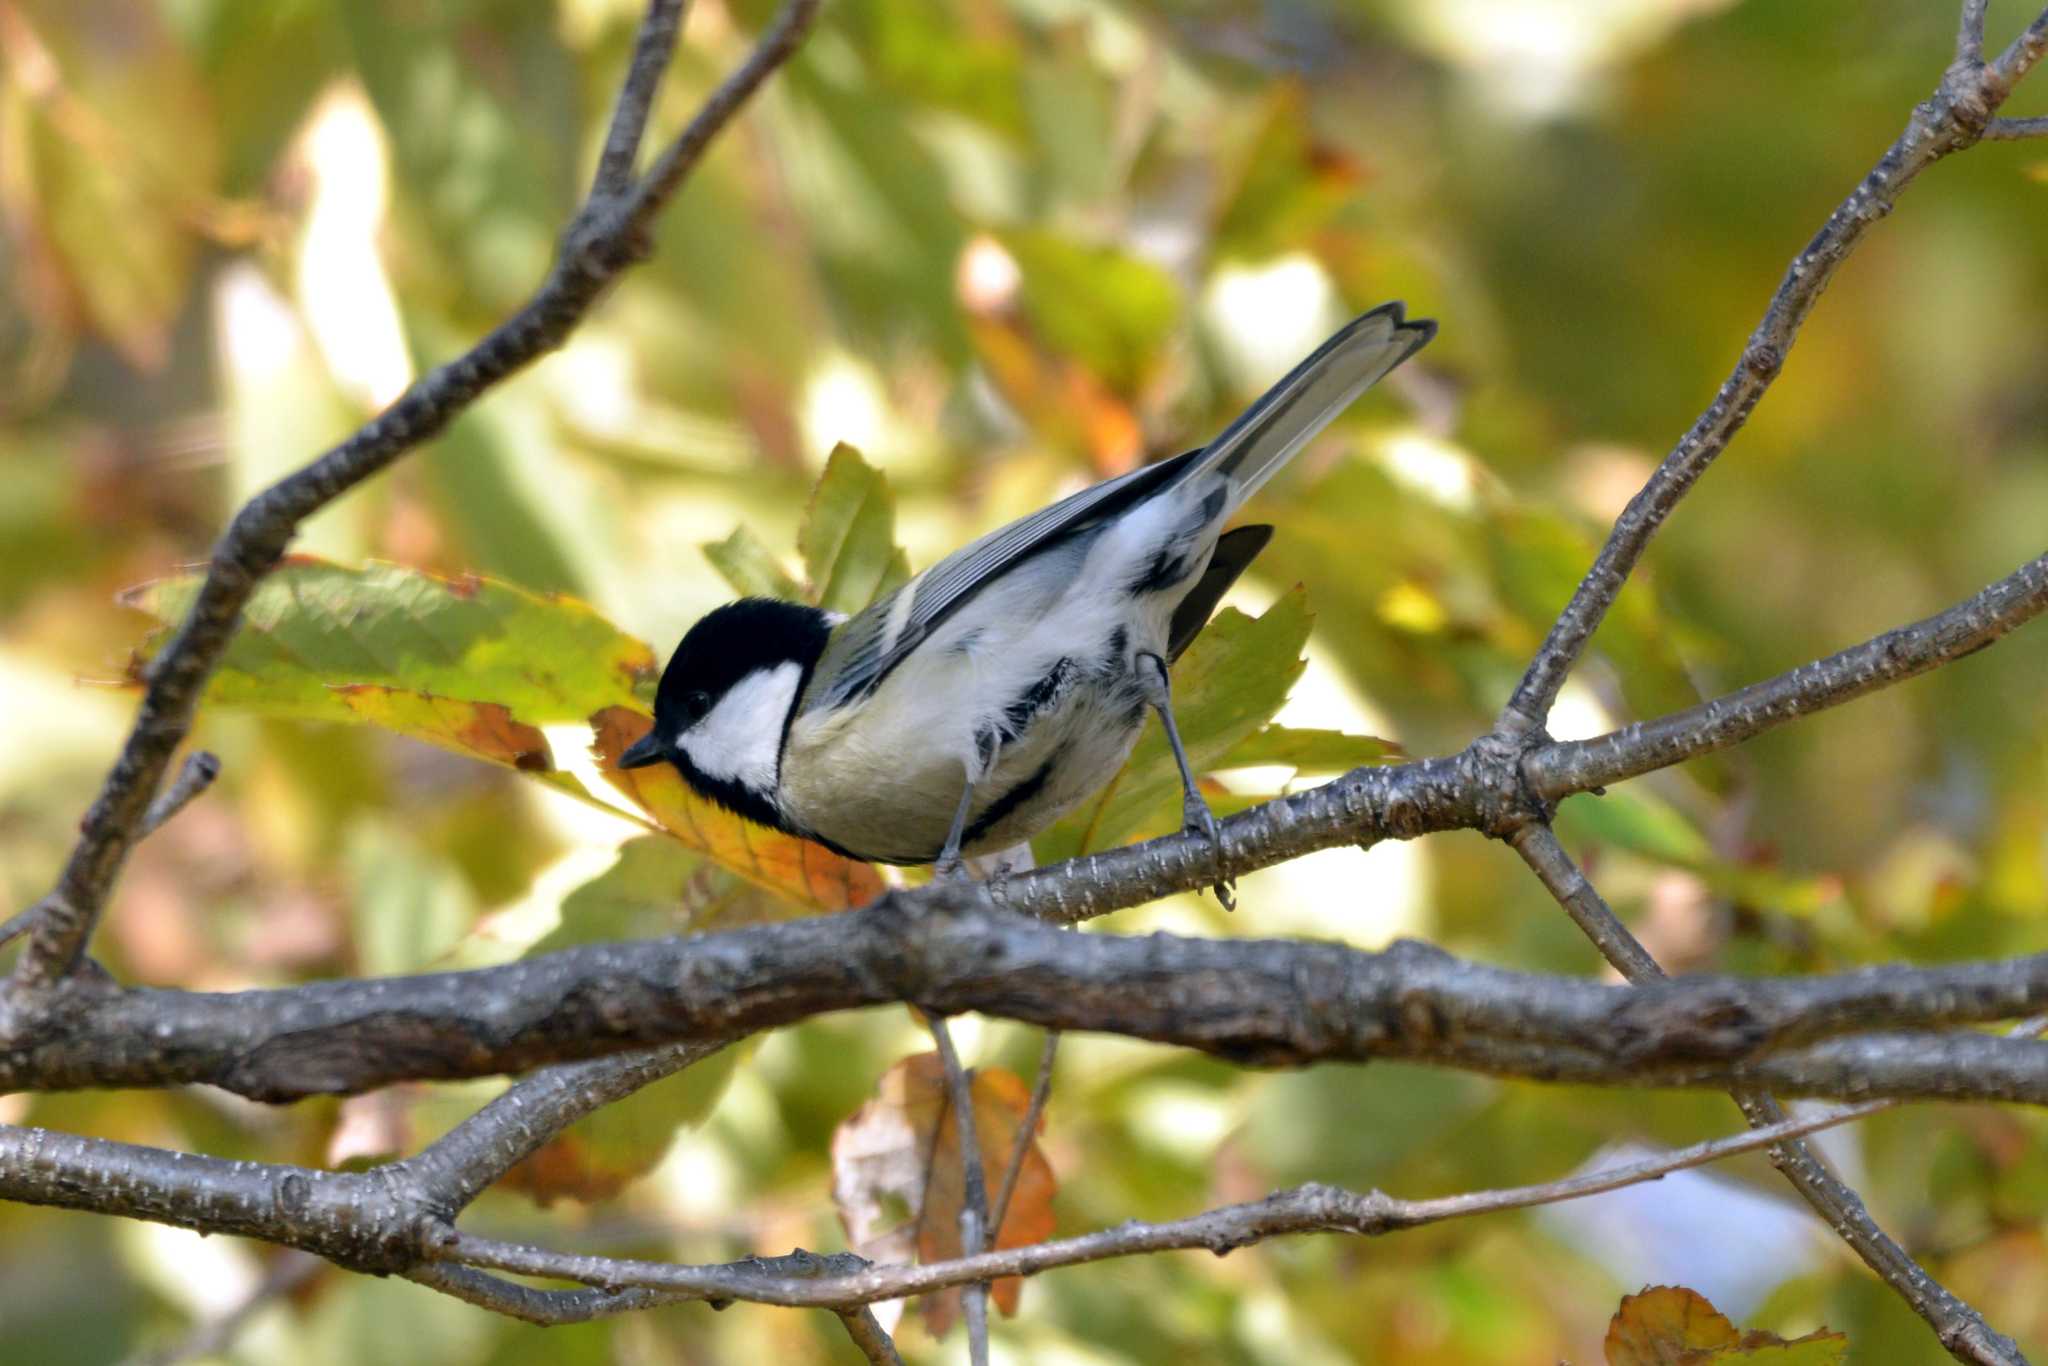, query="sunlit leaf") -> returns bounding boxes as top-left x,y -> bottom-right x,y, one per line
703,524 -> 804,602
830,1052 -> 1057,1335
1605,1286 -> 1740,1365
591,707 -> 886,912
531,835 -> 788,948
1605,1285 -> 1849,1364
799,442 -> 911,614
1214,724 -> 1402,775
123,558 -> 656,724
